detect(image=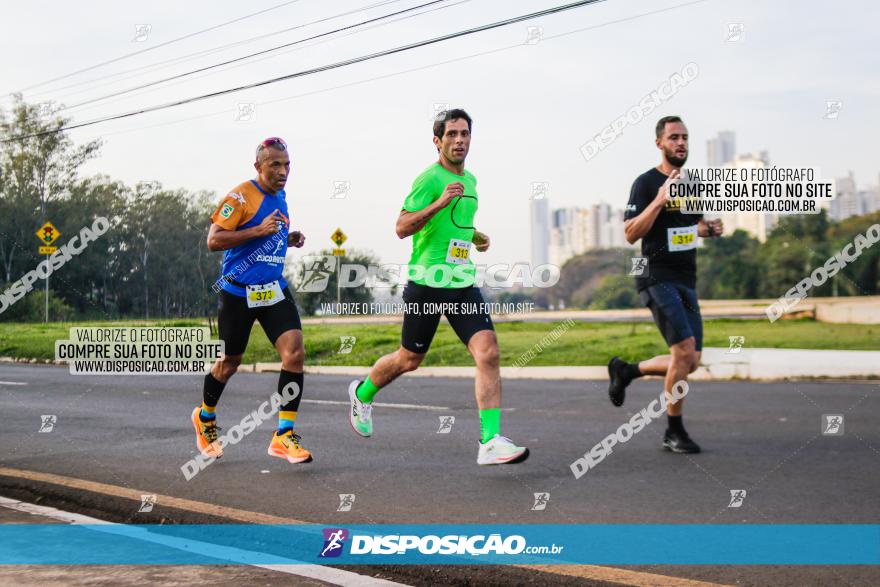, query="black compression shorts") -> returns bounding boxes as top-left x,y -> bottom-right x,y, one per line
218,287 -> 302,356
401,281 -> 494,353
